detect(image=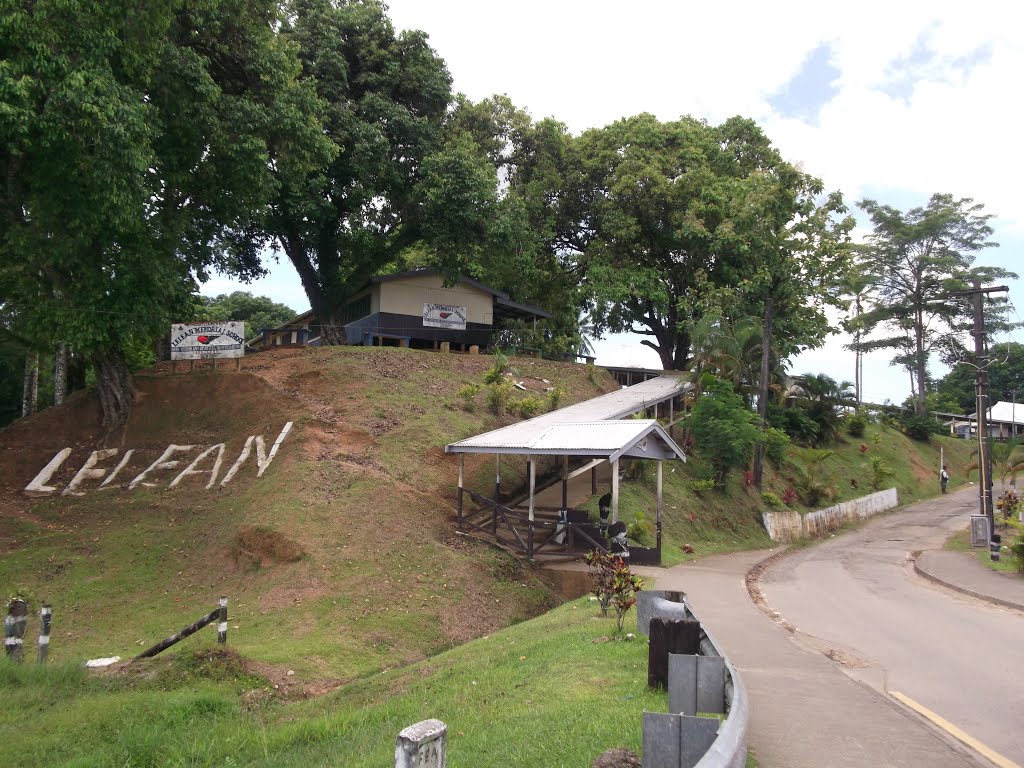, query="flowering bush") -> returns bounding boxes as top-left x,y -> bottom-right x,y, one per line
585,549 -> 644,633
